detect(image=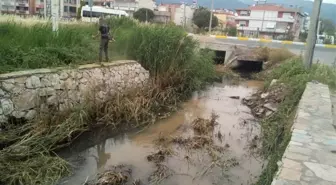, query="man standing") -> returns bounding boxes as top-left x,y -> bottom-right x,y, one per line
96,17 -> 113,62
